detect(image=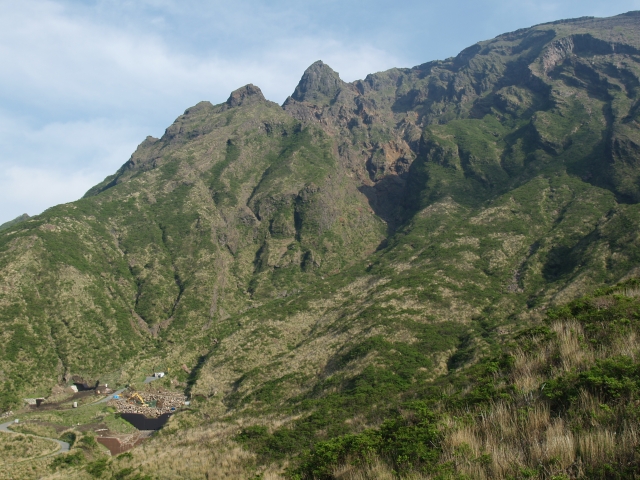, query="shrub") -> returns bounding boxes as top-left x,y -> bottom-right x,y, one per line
50,451 -> 84,470
86,458 -> 109,477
